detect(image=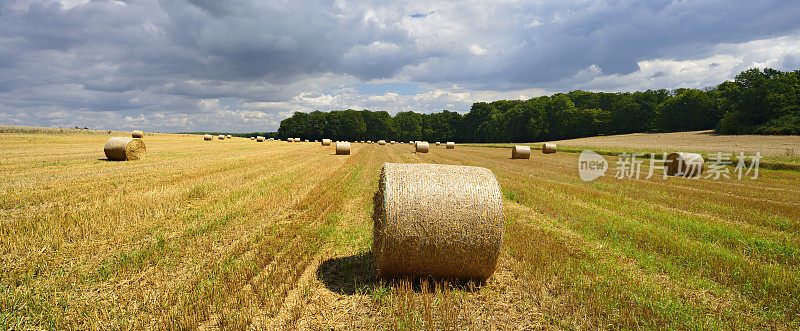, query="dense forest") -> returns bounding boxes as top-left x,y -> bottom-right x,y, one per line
276,68 -> 799,142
